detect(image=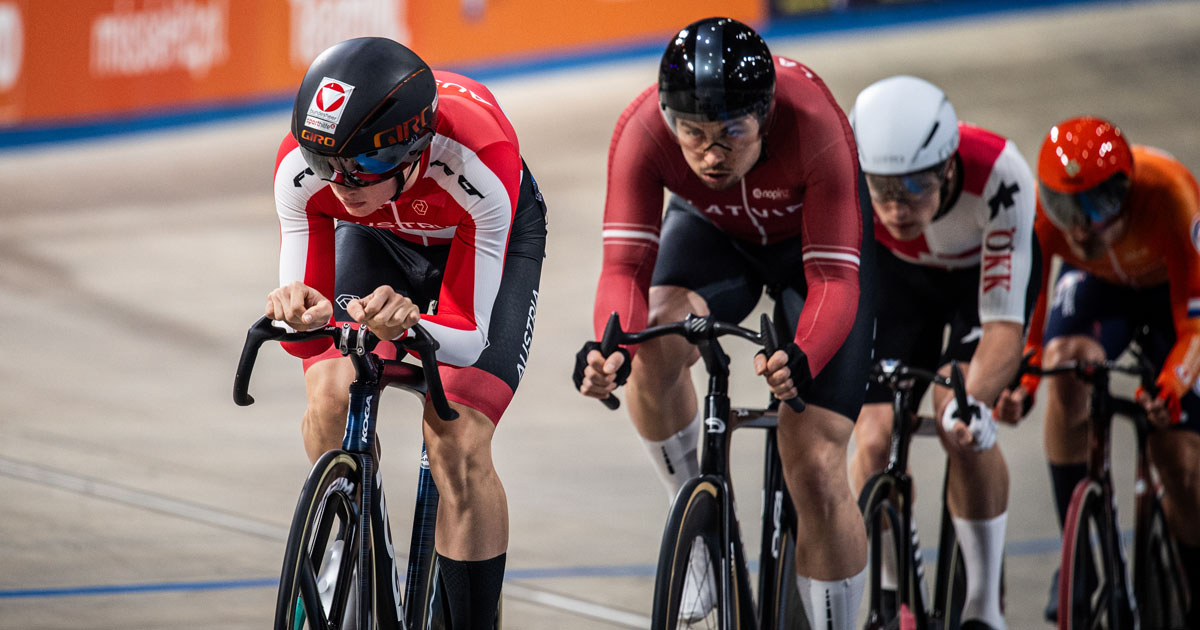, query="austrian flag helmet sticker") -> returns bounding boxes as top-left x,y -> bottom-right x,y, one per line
305,77 -> 355,133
